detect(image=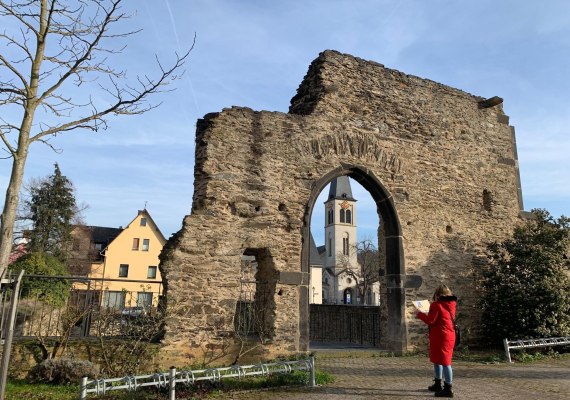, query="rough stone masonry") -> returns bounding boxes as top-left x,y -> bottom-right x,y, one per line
159,50 -> 525,364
